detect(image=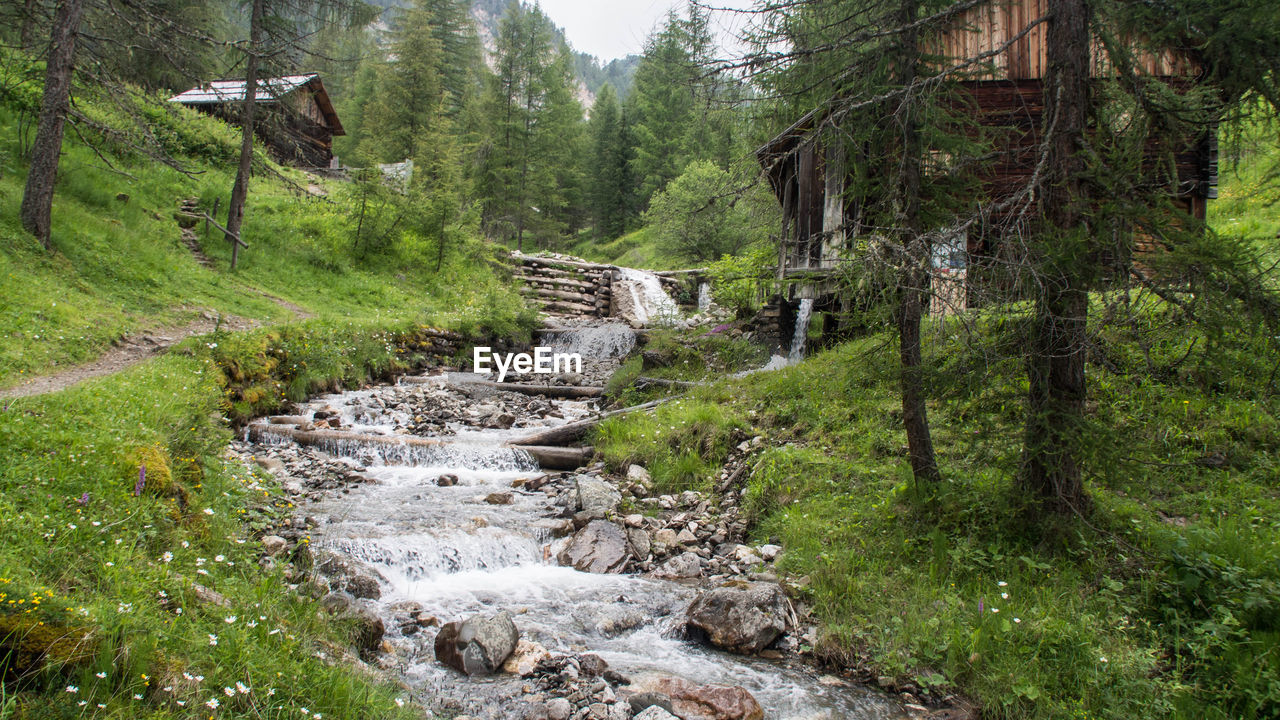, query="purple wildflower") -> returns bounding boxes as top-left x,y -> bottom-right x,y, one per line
133,464 -> 146,497
77,492 -> 89,506
978,597 -> 984,615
